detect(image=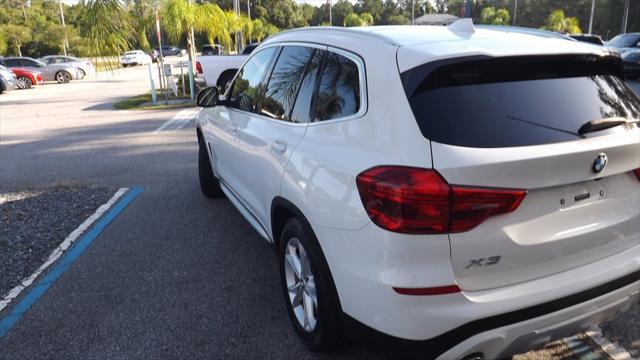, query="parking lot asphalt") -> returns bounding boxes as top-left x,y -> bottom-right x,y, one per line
0,65 -> 638,359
